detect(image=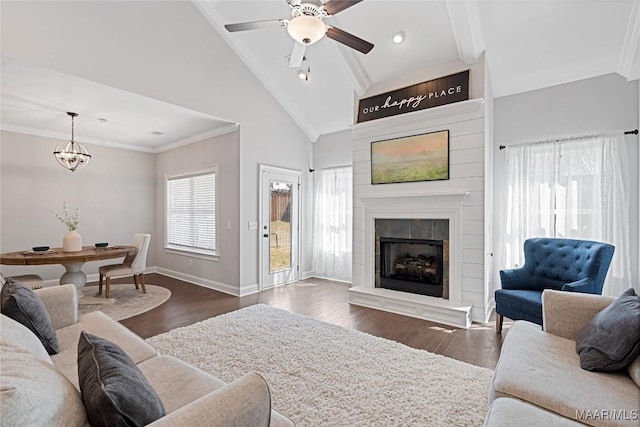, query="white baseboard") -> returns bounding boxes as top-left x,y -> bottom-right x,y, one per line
301,270 -> 314,280
42,267 -> 286,298
309,273 -> 352,285
152,266 -> 241,296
